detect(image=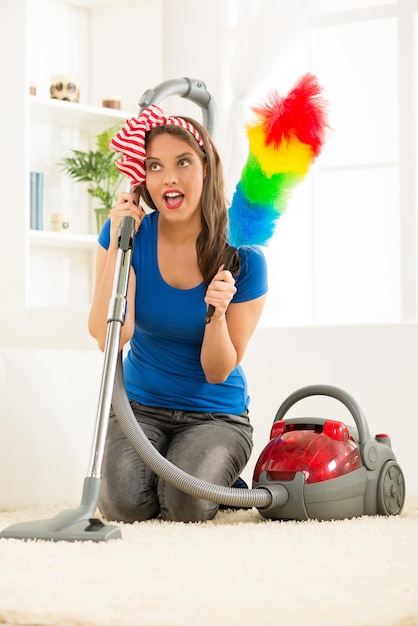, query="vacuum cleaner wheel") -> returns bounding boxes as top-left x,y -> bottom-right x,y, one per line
376,460 -> 405,516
